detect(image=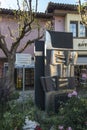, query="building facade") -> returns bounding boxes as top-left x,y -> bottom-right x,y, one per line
46,2 -> 87,86
0,8 -> 52,89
